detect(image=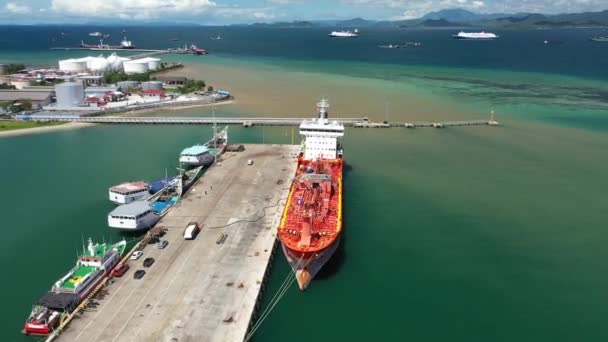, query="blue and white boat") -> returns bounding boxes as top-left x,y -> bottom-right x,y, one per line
179,126 -> 229,167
